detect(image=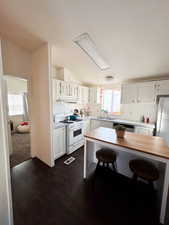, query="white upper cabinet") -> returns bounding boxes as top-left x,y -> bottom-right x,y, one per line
121,83 -> 138,104
89,87 -> 101,104
121,82 -> 156,104
155,80 -> 169,96
52,79 -> 89,104
137,82 -> 156,103
80,86 -> 89,104
52,79 -> 62,102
